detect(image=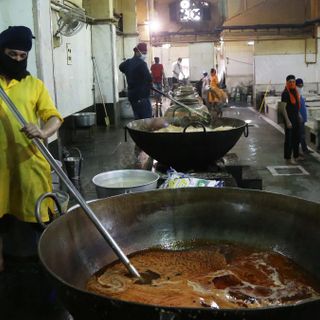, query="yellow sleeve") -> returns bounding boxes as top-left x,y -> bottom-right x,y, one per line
36,81 -> 63,123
